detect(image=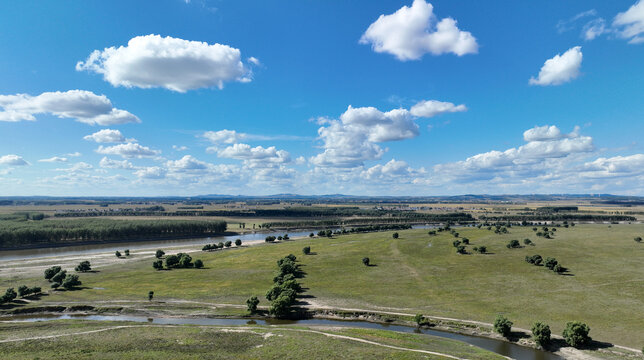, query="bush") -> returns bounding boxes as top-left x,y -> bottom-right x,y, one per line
165,255 -> 179,268
562,321 -> 591,348
456,245 -> 466,254
194,259 -> 204,268
44,266 -> 62,281
148,291 -> 154,301
152,260 -> 163,270
302,246 -> 311,255
155,250 -> 165,258
115,251 -> 121,258
392,232 -> 399,239
461,238 -> 469,245
553,263 -> 564,274
635,237 -> 642,243
309,233 -> 314,238
525,254 -> 543,266
225,240 -> 232,248
265,236 -> 276,242
75,261 -> 91,272
51,270 -> 67,284
247,296 -> 259,313
544,257 -> 558,270
474,245 -> 487,254
283,234 -> 290,240
452,240 -> 461,247
506,240 -> 521,249
235,239 -> 242,246
62,274 -> 82,290
269,293 -> 293,318
523,239 -> 533,246
532,322 -> 551,346
414,314 -> 425,326
124,249 -> 130,256
362,257 -> 370,266
17,285 -> 29,298
0,288 -> 17,304
493,315 -> 513,337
